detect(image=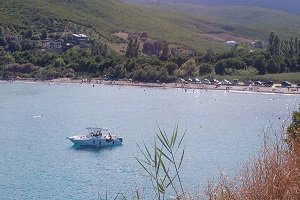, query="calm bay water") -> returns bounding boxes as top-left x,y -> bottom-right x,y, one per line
0,81 -> 299,199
